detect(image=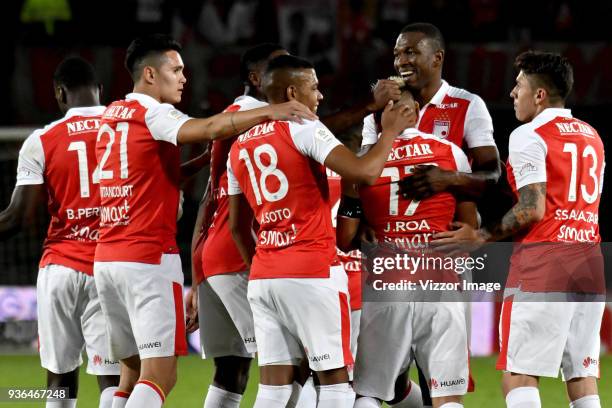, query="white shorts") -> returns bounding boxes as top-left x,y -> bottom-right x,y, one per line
37,264 -> 119,375
248,265 -> 353,372
497,292 -> 604,380
353,301 -> 469,400
198,271 -> 256,359
94,254 -> 188,361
